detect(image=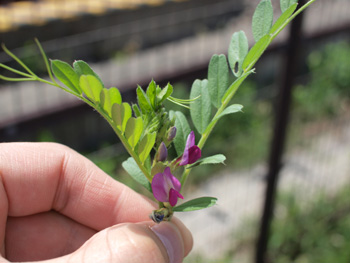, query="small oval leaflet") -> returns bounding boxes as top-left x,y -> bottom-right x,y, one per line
79,75 -> 103,104
51,60 -> 81,94
173,197 -> 218,212
190,79 -> 211,134
252,0 -> 273,42
228,31 -> 249,78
